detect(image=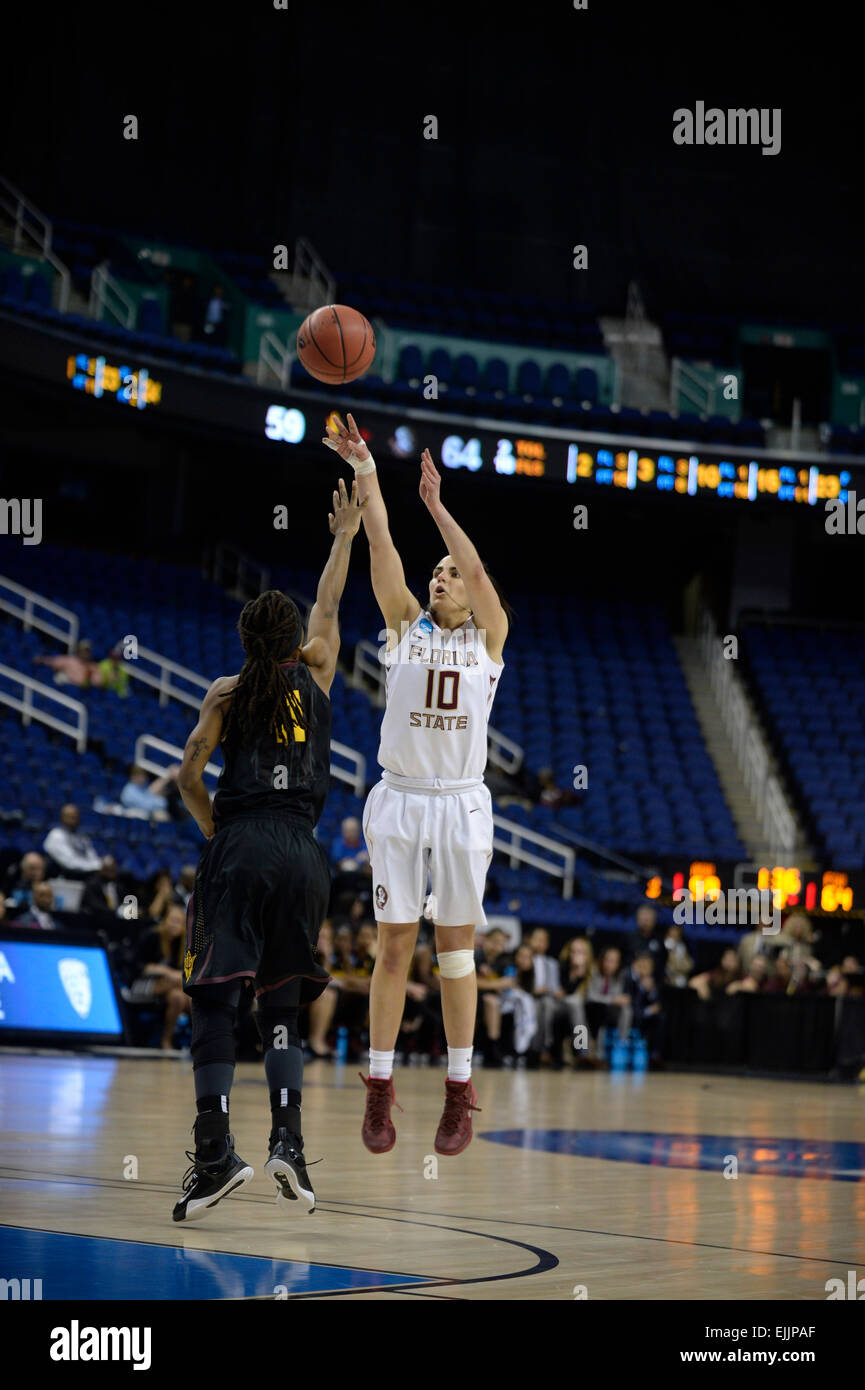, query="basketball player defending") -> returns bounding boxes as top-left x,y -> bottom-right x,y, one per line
323,413 -> 508,1156
171,478 -> 366,1221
